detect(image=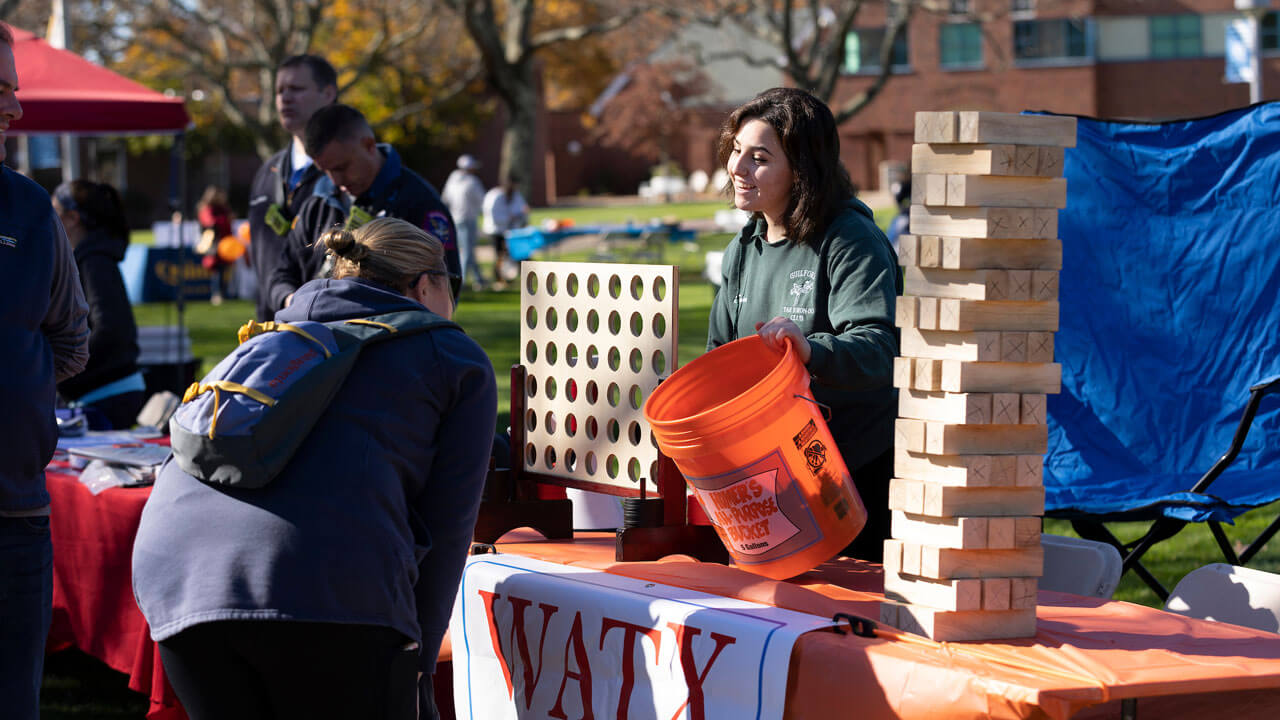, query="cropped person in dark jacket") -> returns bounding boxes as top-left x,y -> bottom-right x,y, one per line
708,88 -> 900,561
267,104 -> 460,313
52,180 -> 145,430
133,217 -> 494,720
